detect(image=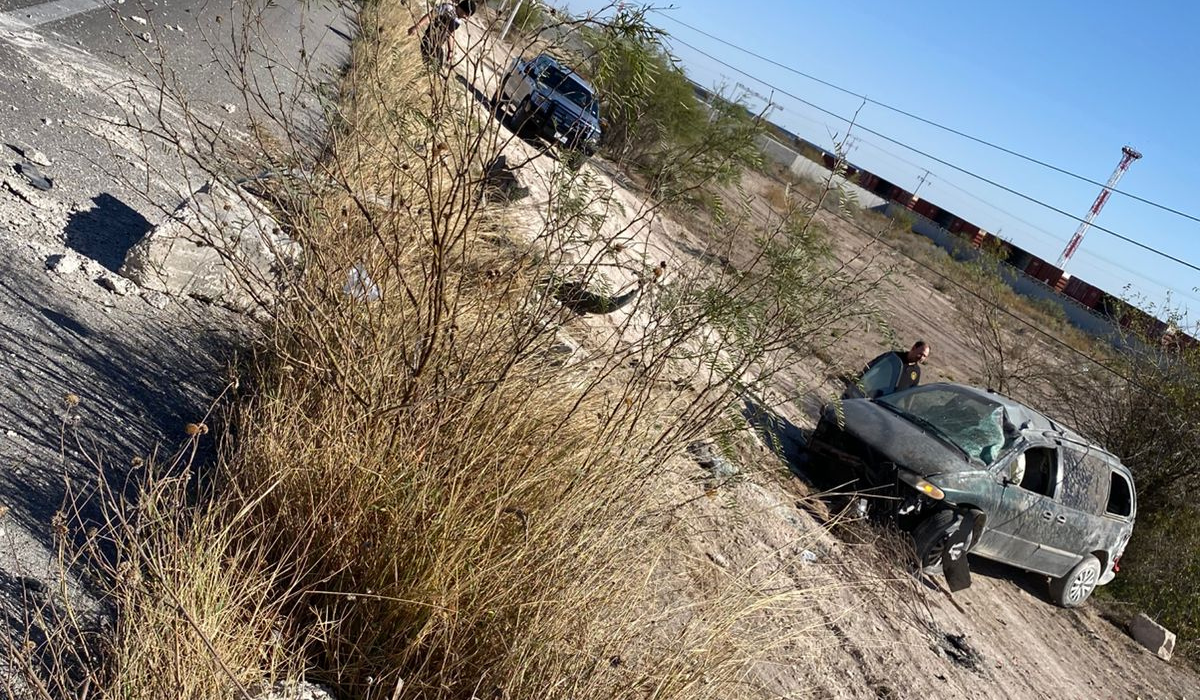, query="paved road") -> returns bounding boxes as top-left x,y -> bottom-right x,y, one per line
0,0 -> 353,660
